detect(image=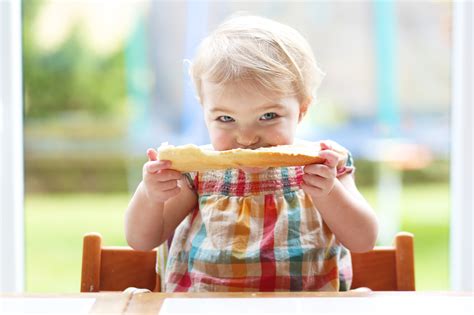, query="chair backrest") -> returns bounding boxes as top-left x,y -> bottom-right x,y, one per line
351,232 -> 415,290
81,232 -> 415,292
81,233 -> 160,292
